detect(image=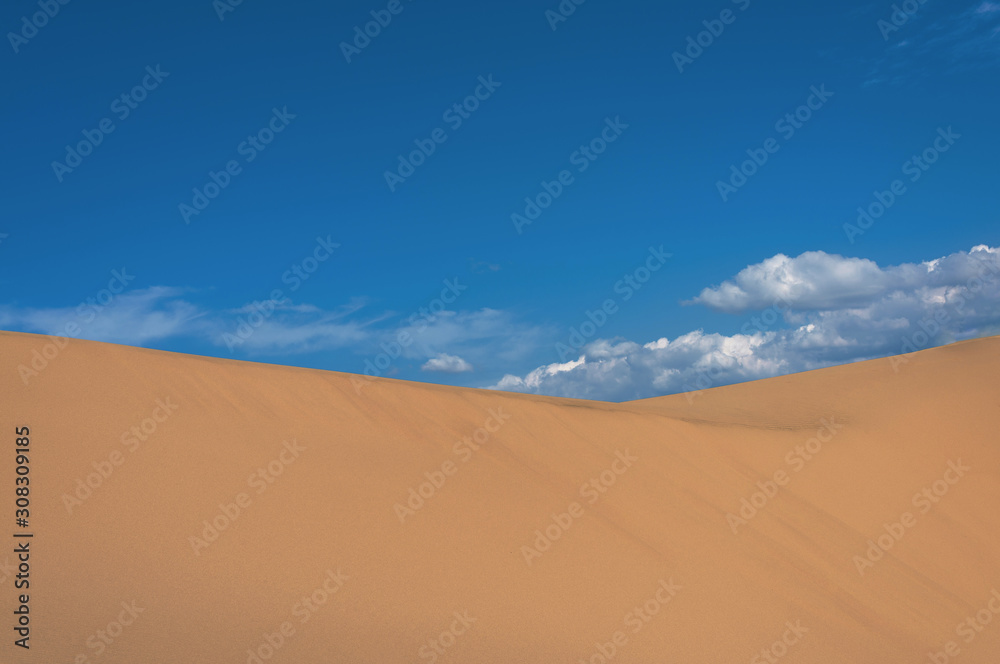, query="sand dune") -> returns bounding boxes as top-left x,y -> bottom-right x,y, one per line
1,330 -> 998,663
